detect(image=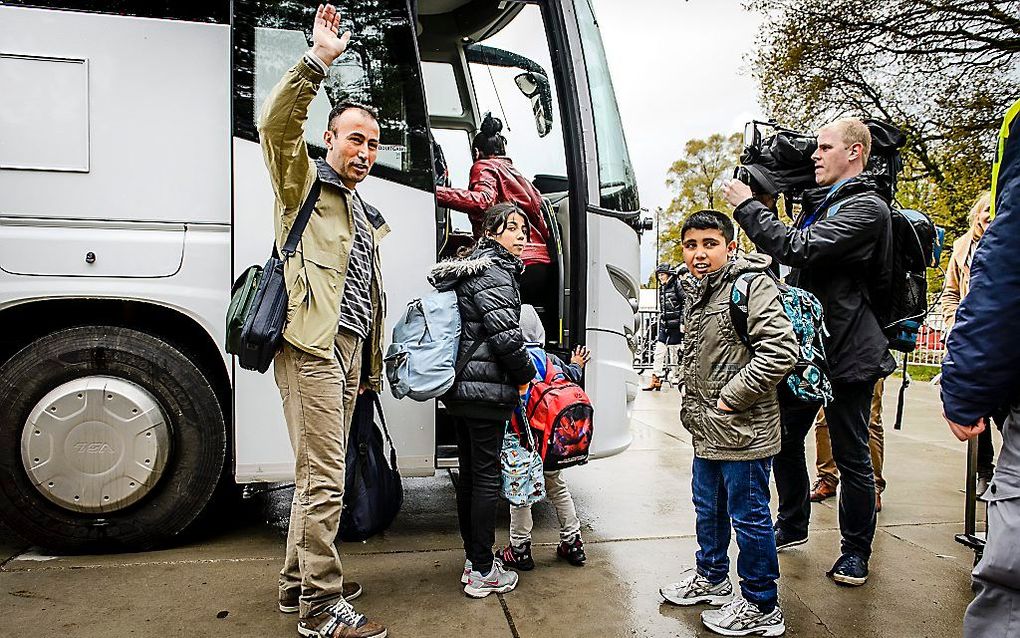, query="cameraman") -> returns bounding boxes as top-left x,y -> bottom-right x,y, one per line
723,118 -> 895,587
